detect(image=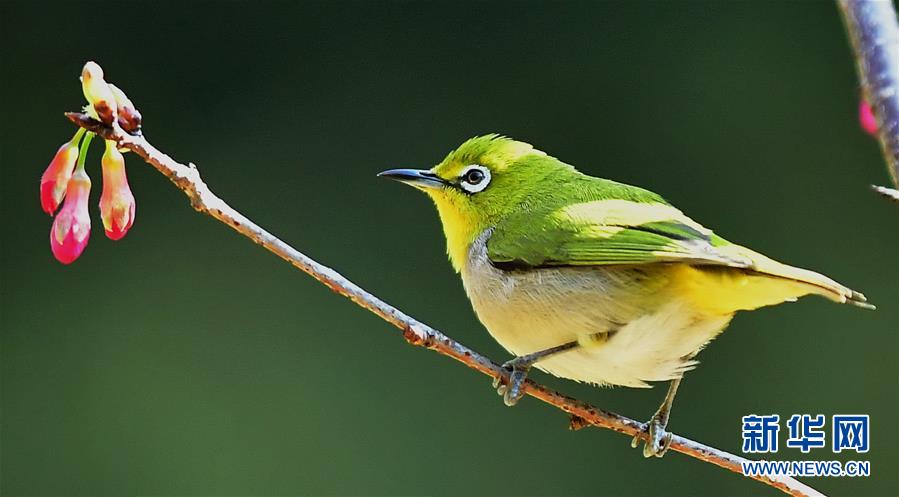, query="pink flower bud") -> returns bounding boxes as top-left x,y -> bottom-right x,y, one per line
859,99 -> 878,136
39,137 -> 80,215
50,170 -> 91,264
108,83 -> 142,133
81,61 -> 117,125
99,140 -> 135,240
